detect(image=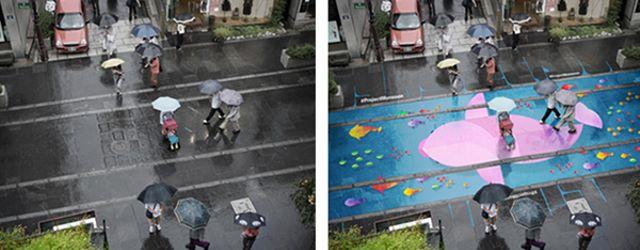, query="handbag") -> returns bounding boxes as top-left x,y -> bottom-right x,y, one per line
481,210 -> 489,219
146,209 -> 153,219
